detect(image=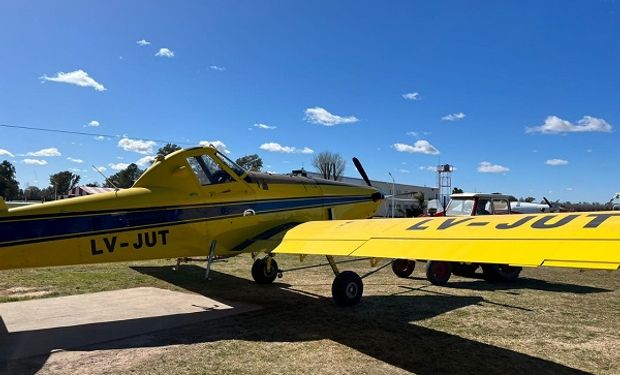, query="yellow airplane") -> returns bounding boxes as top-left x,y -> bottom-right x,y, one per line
1,145 -> 619,307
